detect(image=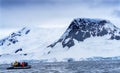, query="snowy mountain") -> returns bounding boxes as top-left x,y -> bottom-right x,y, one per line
48,18 -> 120,48
42,18 -> 120,61
0,27 -> 30,46
0,27 -> 31,54
1,18 -> 120,63
0,26 -> 65,63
